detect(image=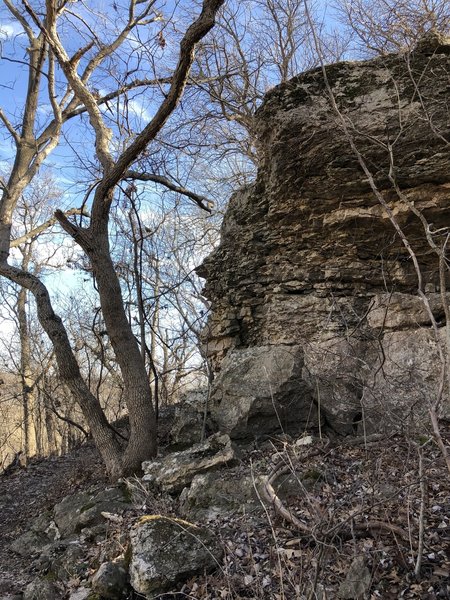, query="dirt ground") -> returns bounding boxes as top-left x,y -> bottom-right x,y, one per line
0,442 -> 106,597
